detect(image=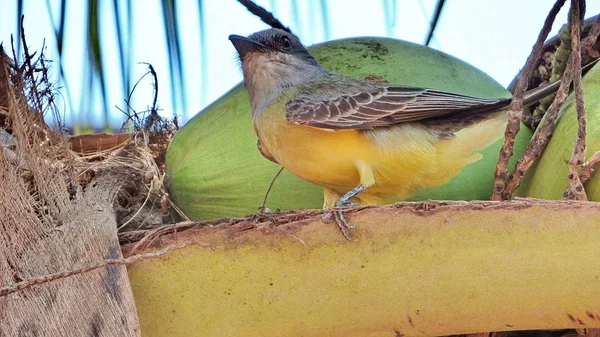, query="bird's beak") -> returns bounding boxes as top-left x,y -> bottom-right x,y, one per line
229,34 -> 266,58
